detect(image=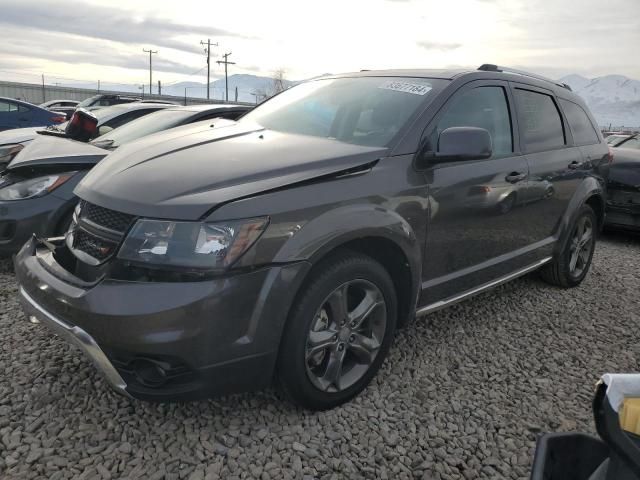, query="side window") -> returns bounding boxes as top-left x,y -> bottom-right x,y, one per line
559,99 -> 599,145
0,101 -> 18,113
428,86 -> 513,157
514,89 -> 565,152
18,104 -> 30,113
199,110 -> 245,121
103,109 -> 155,129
